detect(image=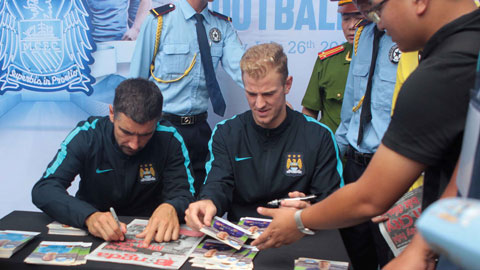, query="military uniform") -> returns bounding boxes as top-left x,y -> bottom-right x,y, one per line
302,42 -> 352,133
130,0 -> 244,193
